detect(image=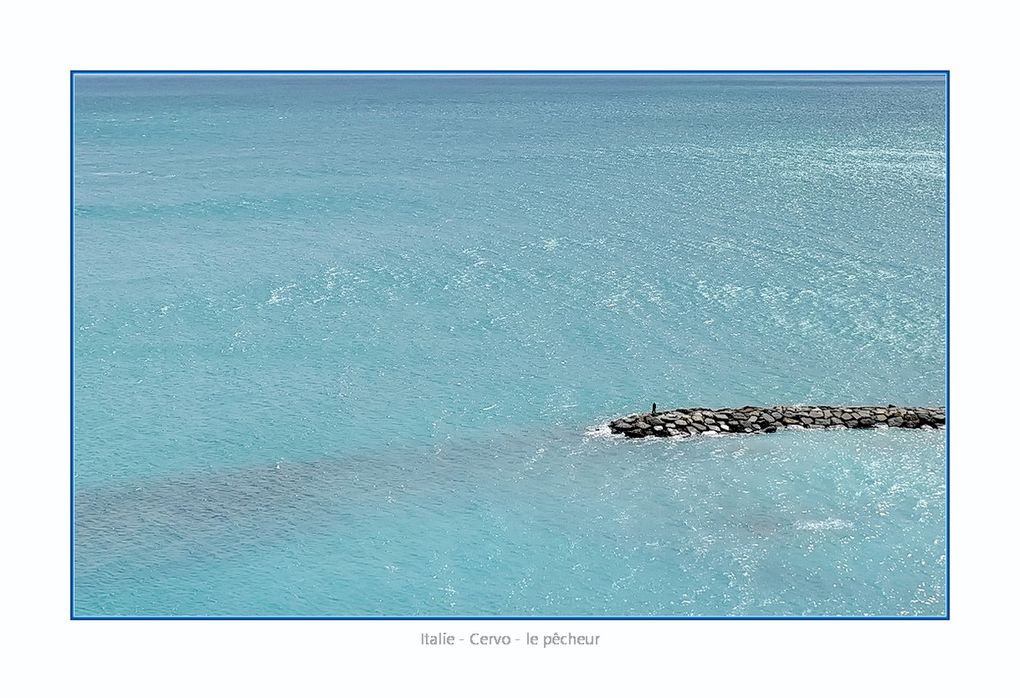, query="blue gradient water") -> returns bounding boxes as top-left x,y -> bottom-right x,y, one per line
73,75 -> 946,617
